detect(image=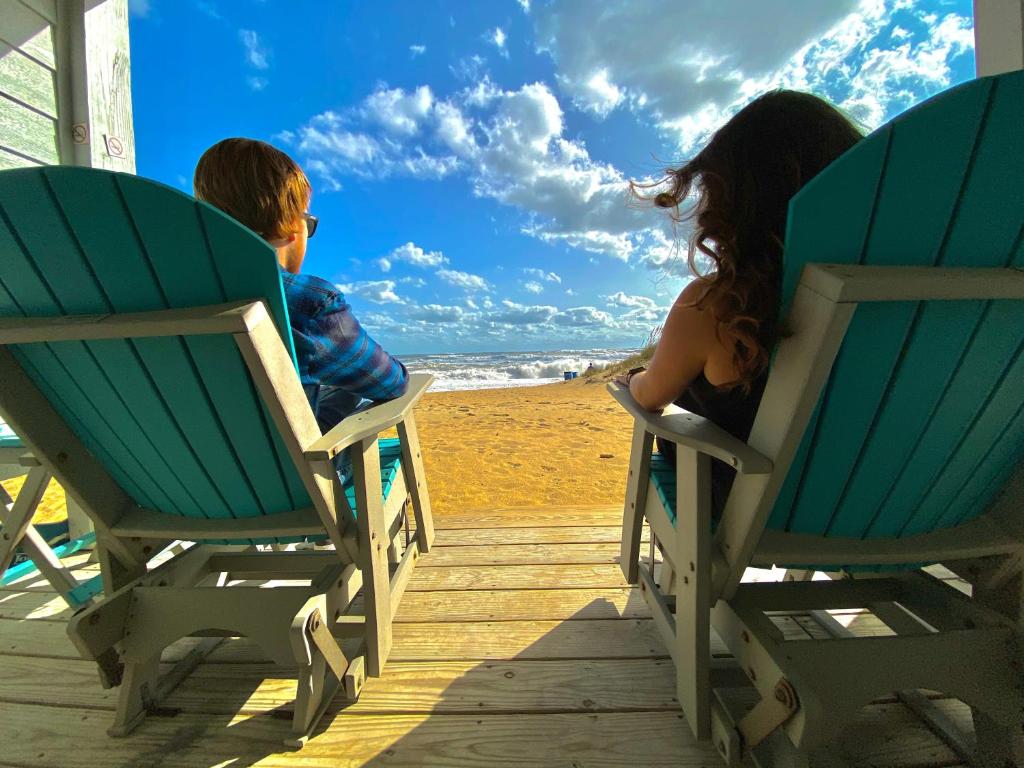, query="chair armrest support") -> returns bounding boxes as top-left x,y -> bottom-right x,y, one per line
304,374 -> 434,461
607,381 -> 772,475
